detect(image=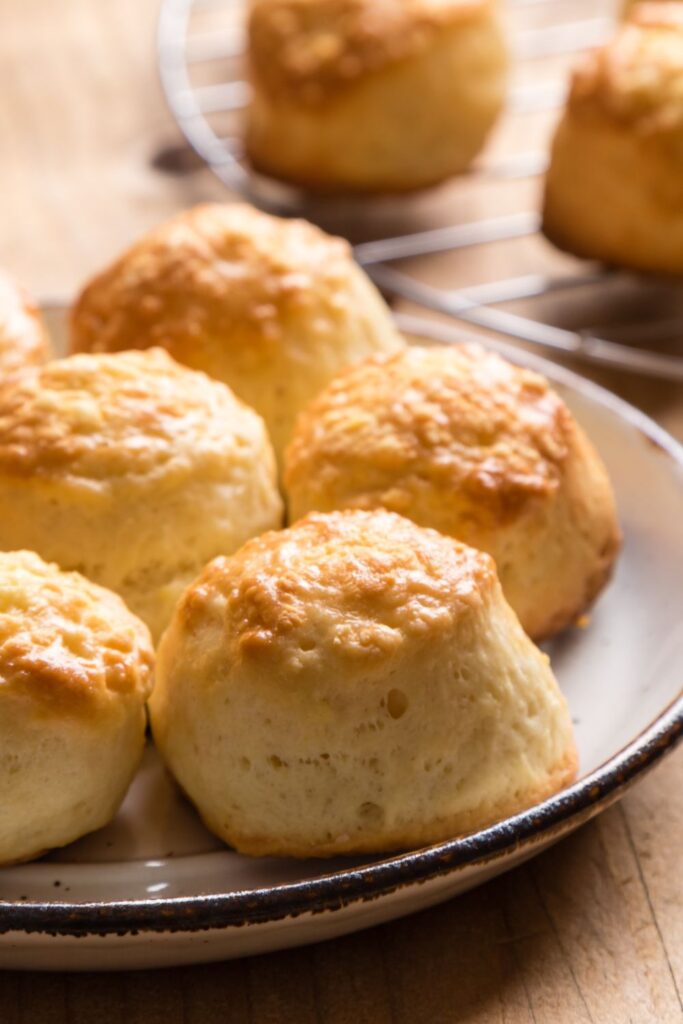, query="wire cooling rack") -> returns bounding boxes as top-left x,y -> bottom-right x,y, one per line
158,0 -> 683,381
